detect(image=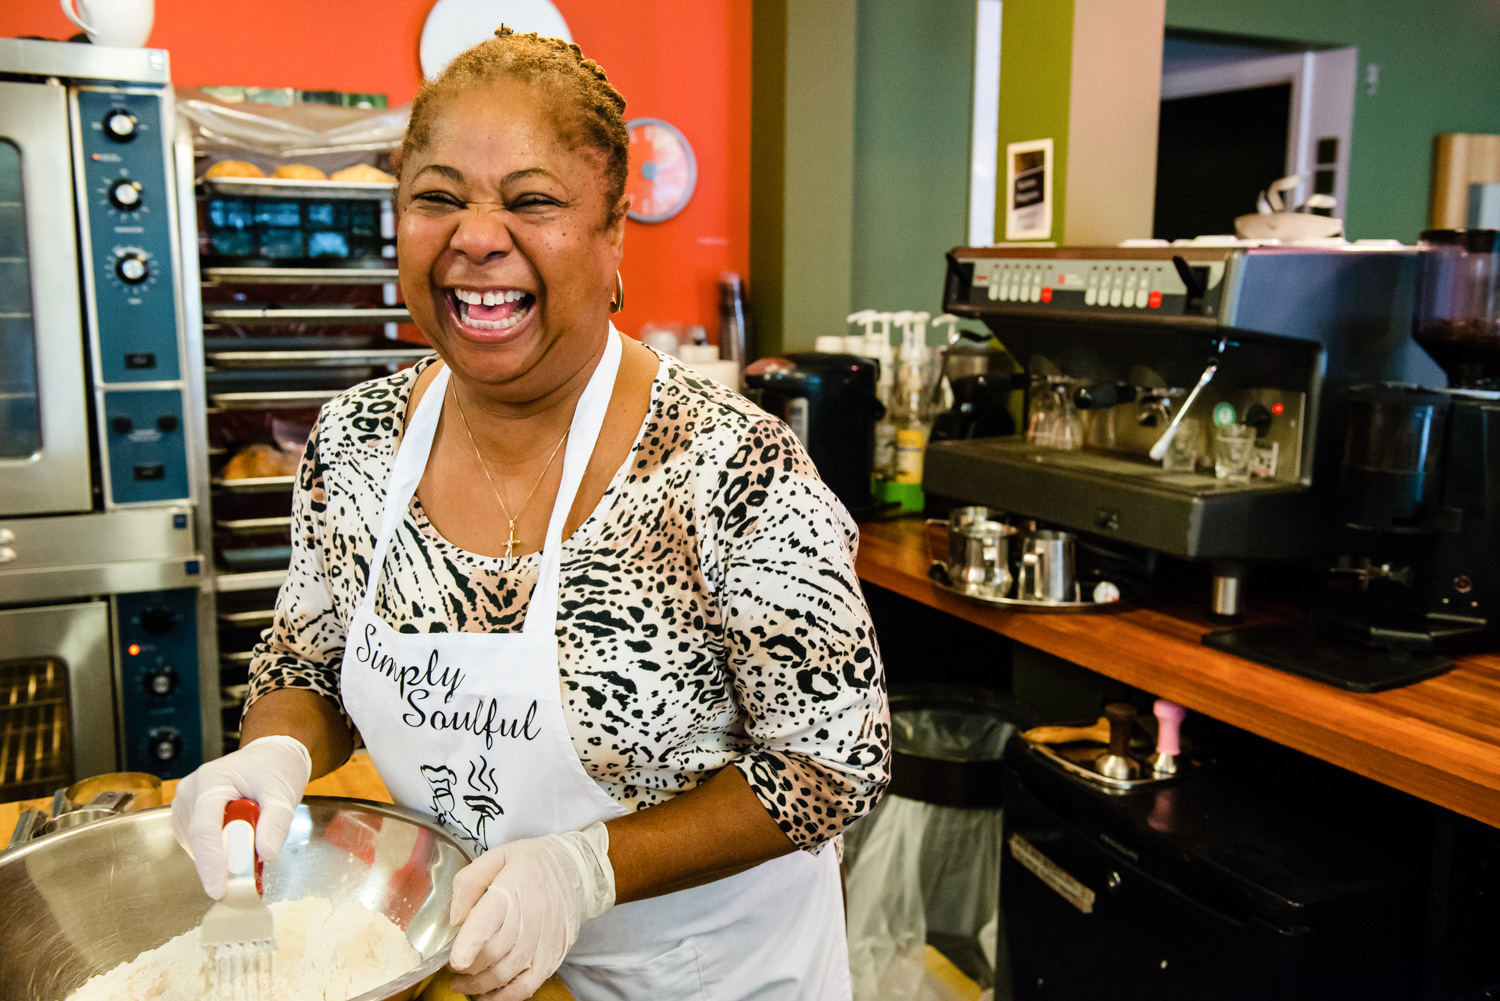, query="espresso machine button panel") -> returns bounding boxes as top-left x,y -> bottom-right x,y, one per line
949,250 -> 1230,321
